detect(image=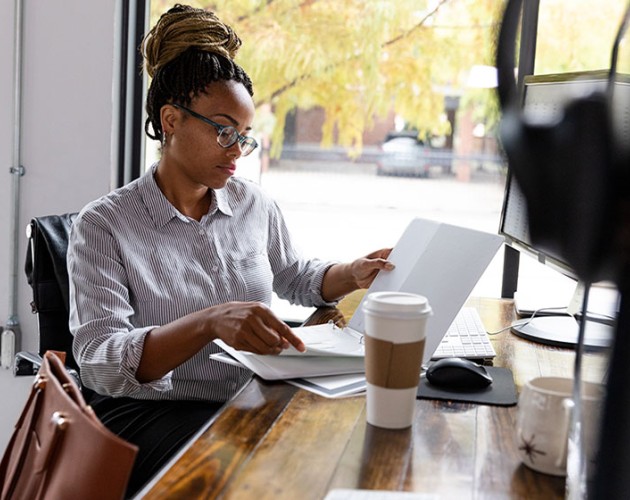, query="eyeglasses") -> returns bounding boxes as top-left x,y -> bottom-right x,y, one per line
172,104 -> 258,156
